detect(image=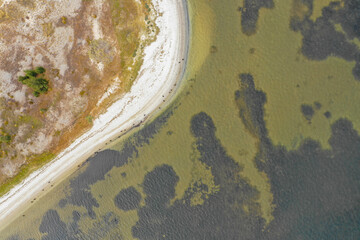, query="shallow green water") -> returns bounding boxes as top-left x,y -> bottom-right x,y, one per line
2,0 -> 360,239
